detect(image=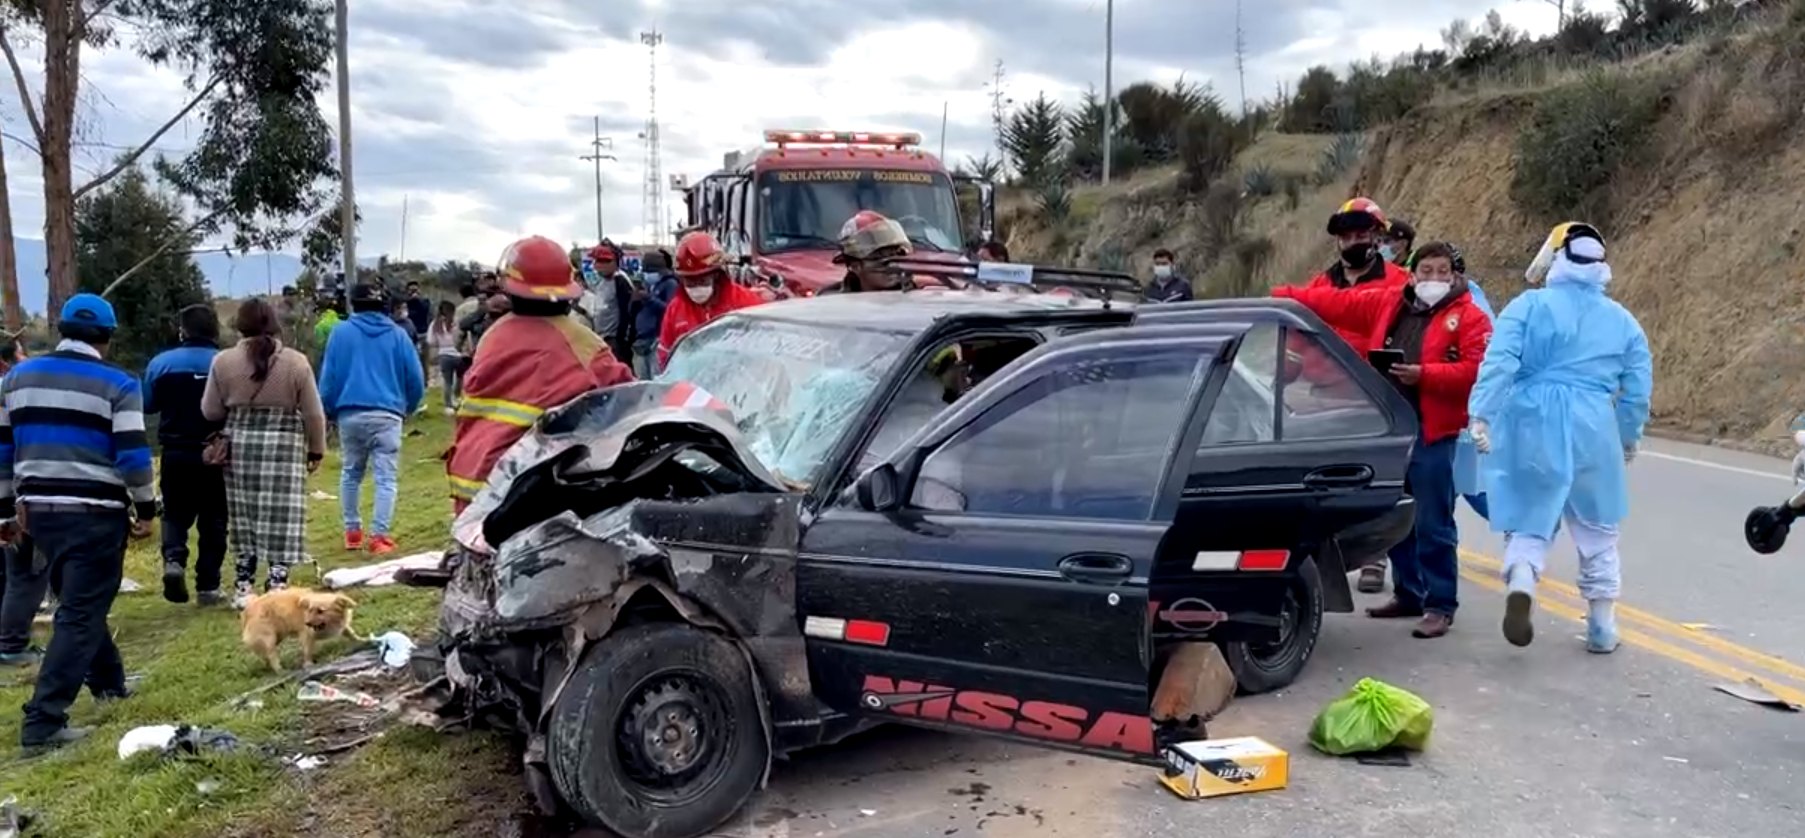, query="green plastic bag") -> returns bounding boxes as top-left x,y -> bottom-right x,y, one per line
1307,677 -> 1434,756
